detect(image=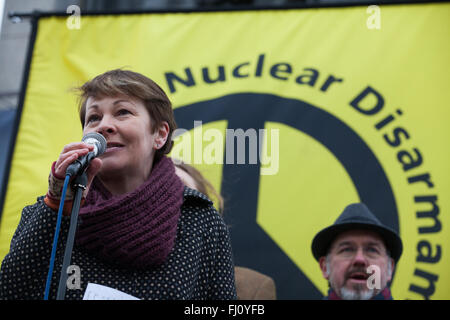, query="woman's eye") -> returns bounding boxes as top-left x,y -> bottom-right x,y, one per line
87,115 -> 100,123
117,109 -> 131,116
